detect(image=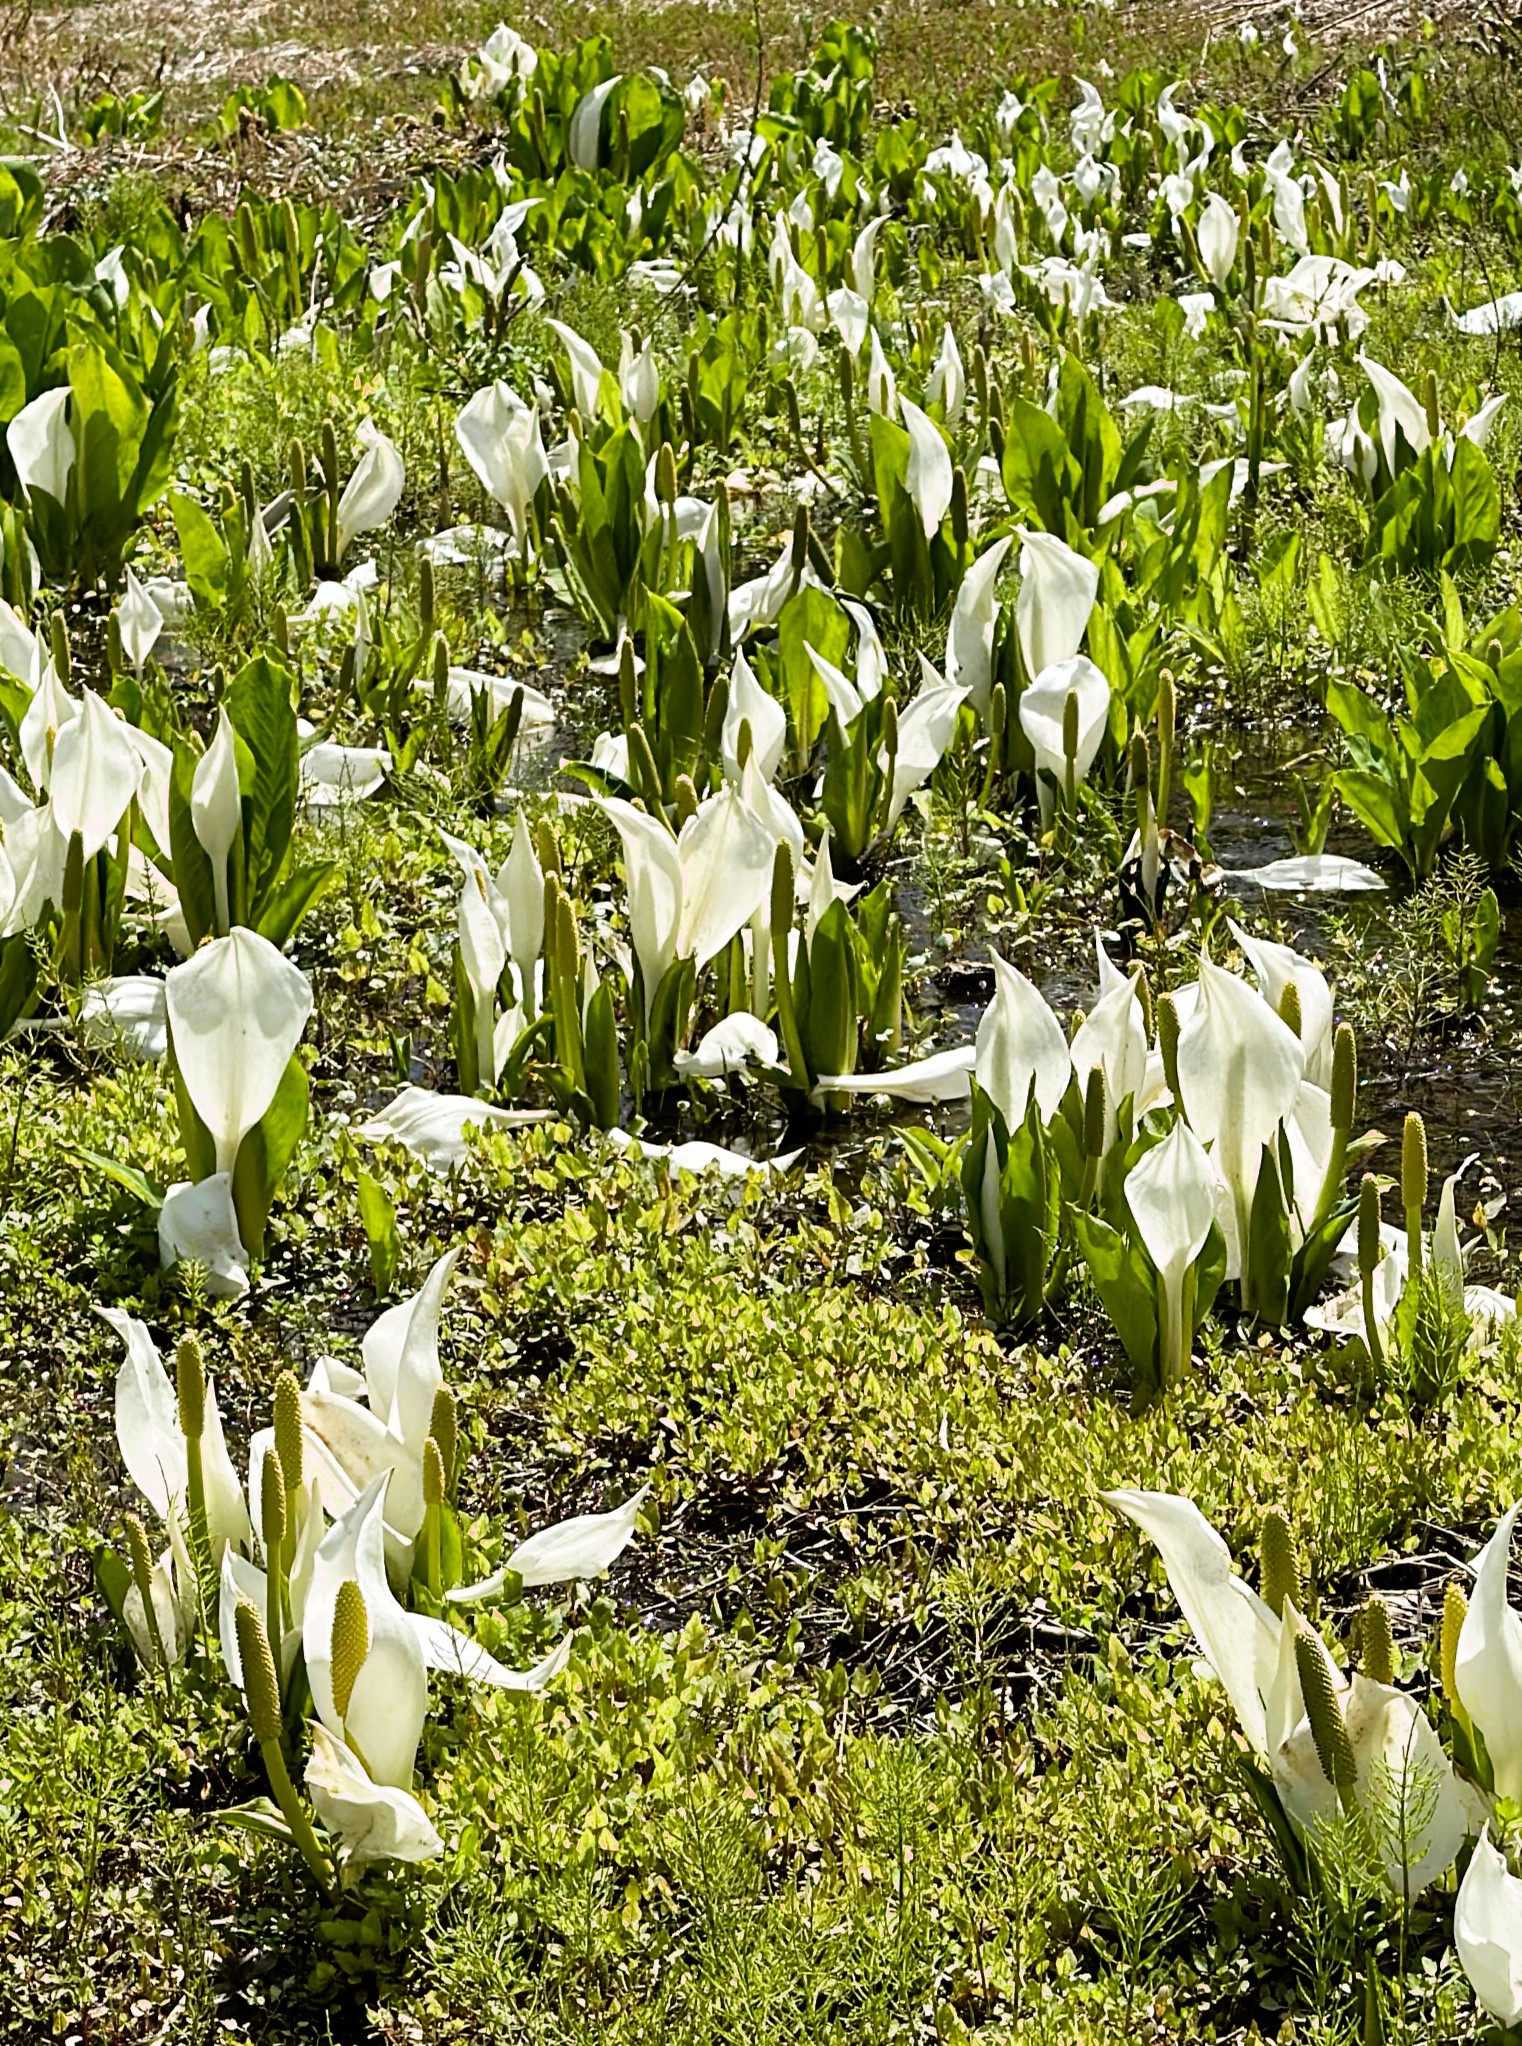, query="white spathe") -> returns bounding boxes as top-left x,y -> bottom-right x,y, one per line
1358,353 -> 1435,474
1014,527 -> 1099,679
335,423 -> 405,557
305,1475 -> 429,1790
812,1044 -> 975,1106
1197,191 -> 1240,286
974,950 -> 1070,1126
7,385 -> 74,505
451,1485 -> 649,1603
721,645 -> 787,786
79,974 -> 168,1061
105,1304 -> 252,1554
48,689 -> 141,862
1018,655 -> 1111,824
454,382 -> 549,555
1456,1831 -> 1522,2028
946,536 -> 1013,717
672,1012 -> 779,1079
158,1174 -> 251,1296
1124,1122 -> 1218,1384
899,396 -> 954,540
306,1725 -> 443,1867
1455,1503 -> 1522,1803
191,707 -> 243,929
1176,956 -> 1305,1283
117,567 -> 165,675
356,1086 -> 551,1171
599,787 -> 776,1005
164,928 -> 314,1177
1228,919 -> 1335,1087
